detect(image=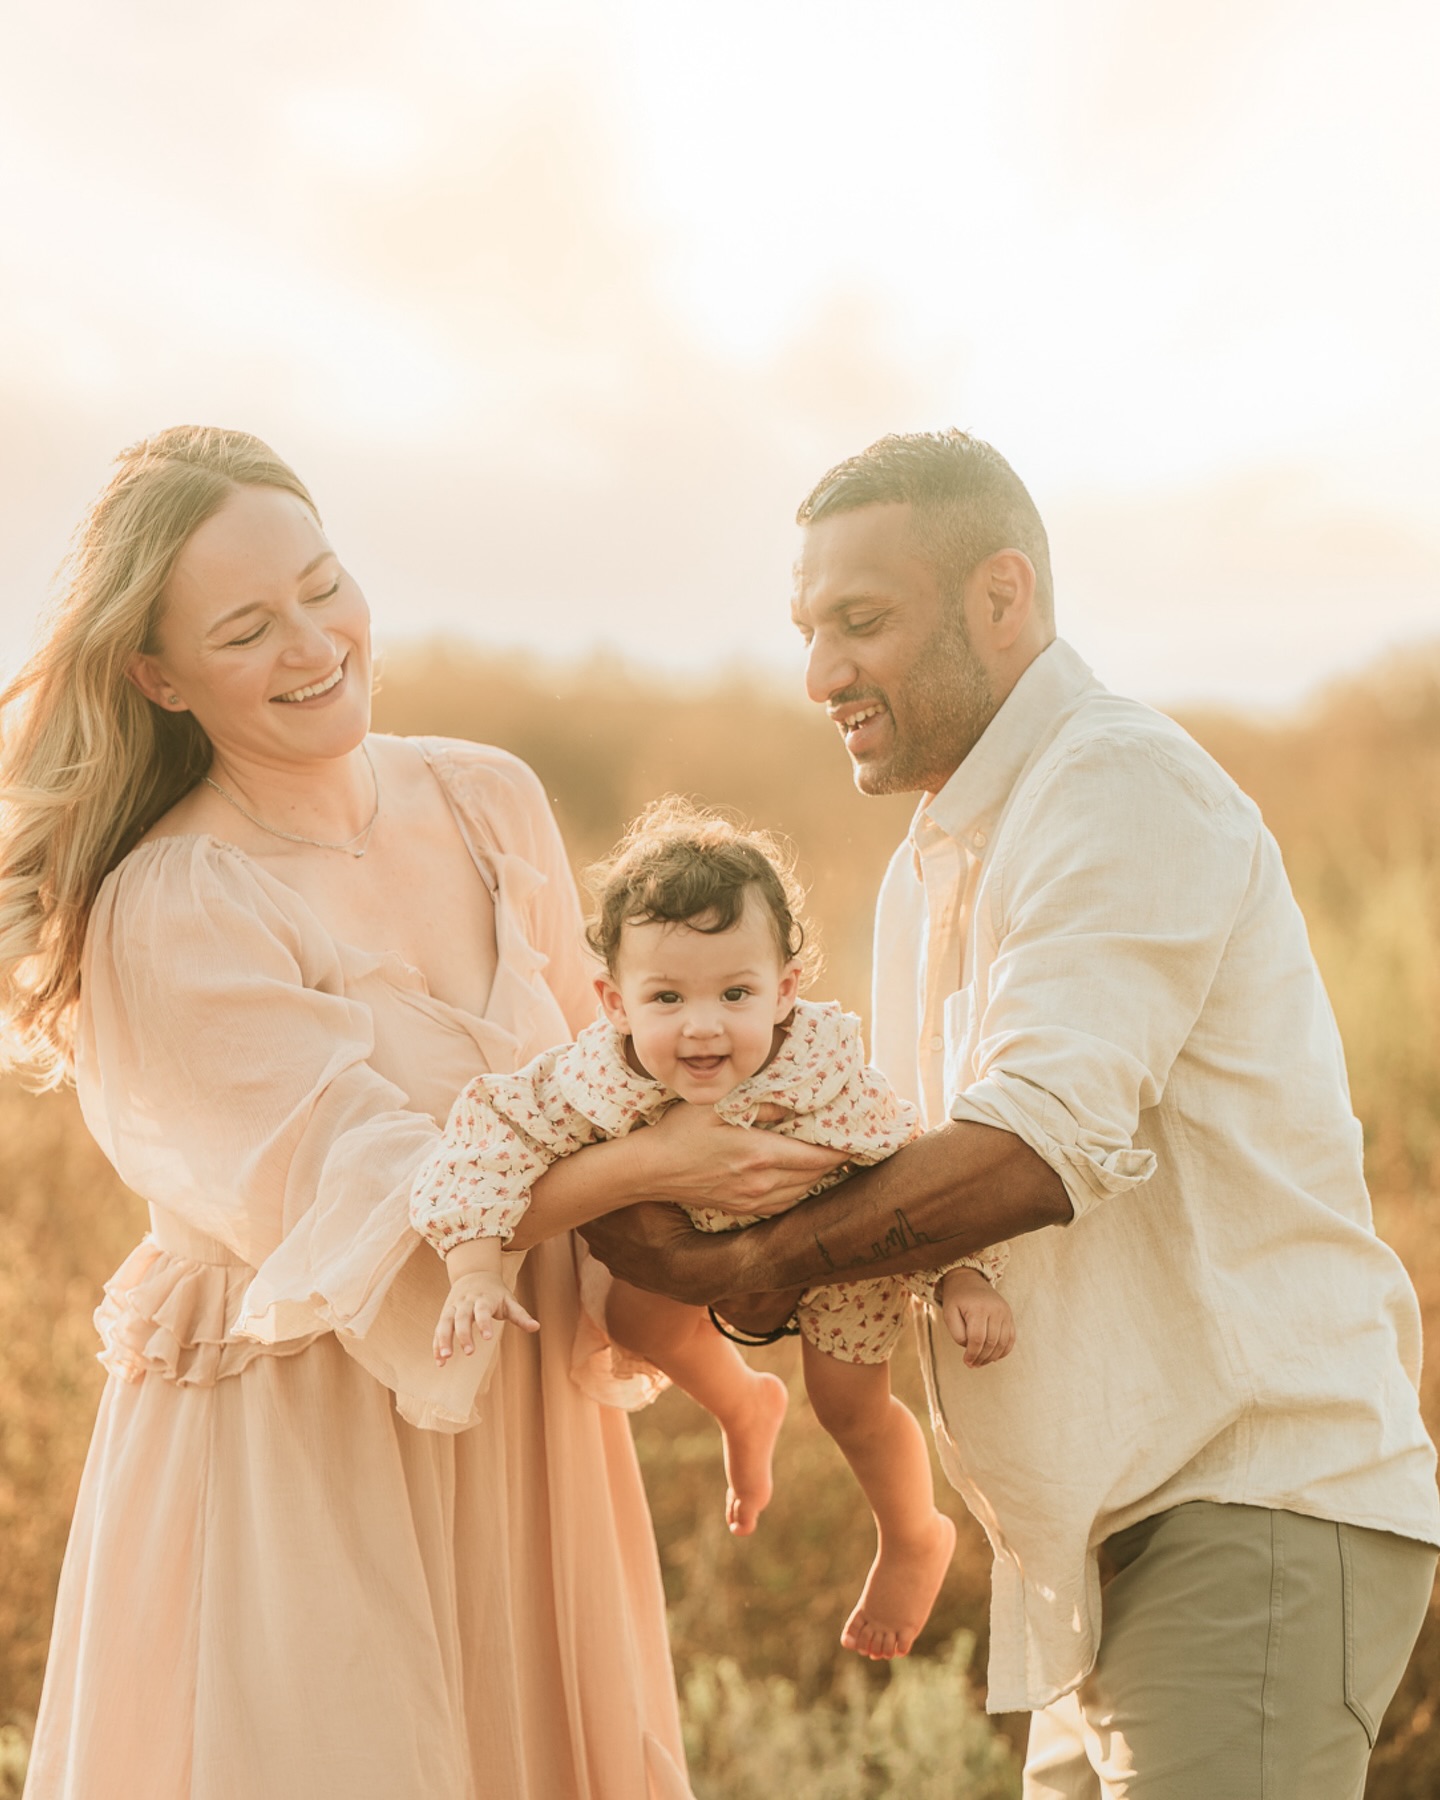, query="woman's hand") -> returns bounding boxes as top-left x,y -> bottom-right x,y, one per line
517,1098 -> 846,1253
630,1101 -> 845,1215
578,1107 -> 845,1303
